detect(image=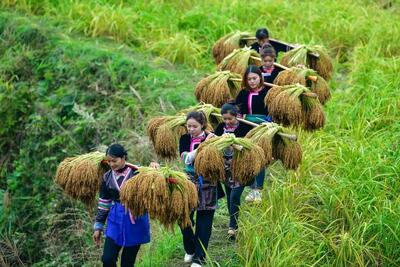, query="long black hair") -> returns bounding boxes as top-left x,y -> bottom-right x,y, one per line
242,65 -> 264,90
186,111 -> 208,130
106,143 -> 128,159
